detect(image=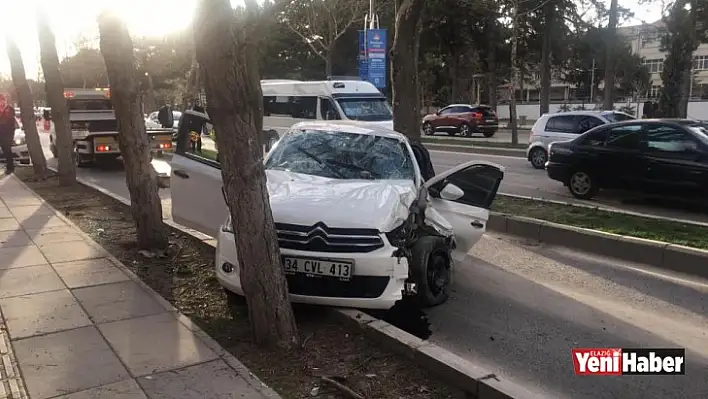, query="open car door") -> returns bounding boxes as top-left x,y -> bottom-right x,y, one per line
170,111 -> 227,238
422,160 -> 504,261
